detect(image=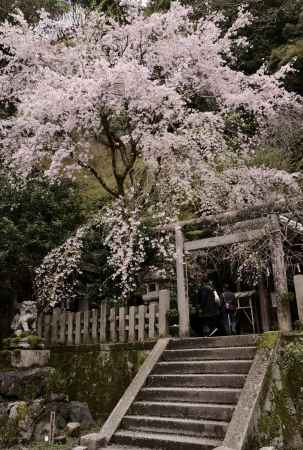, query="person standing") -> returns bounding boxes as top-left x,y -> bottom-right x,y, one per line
197,272 -> 220,336
221,284 -> 237,335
